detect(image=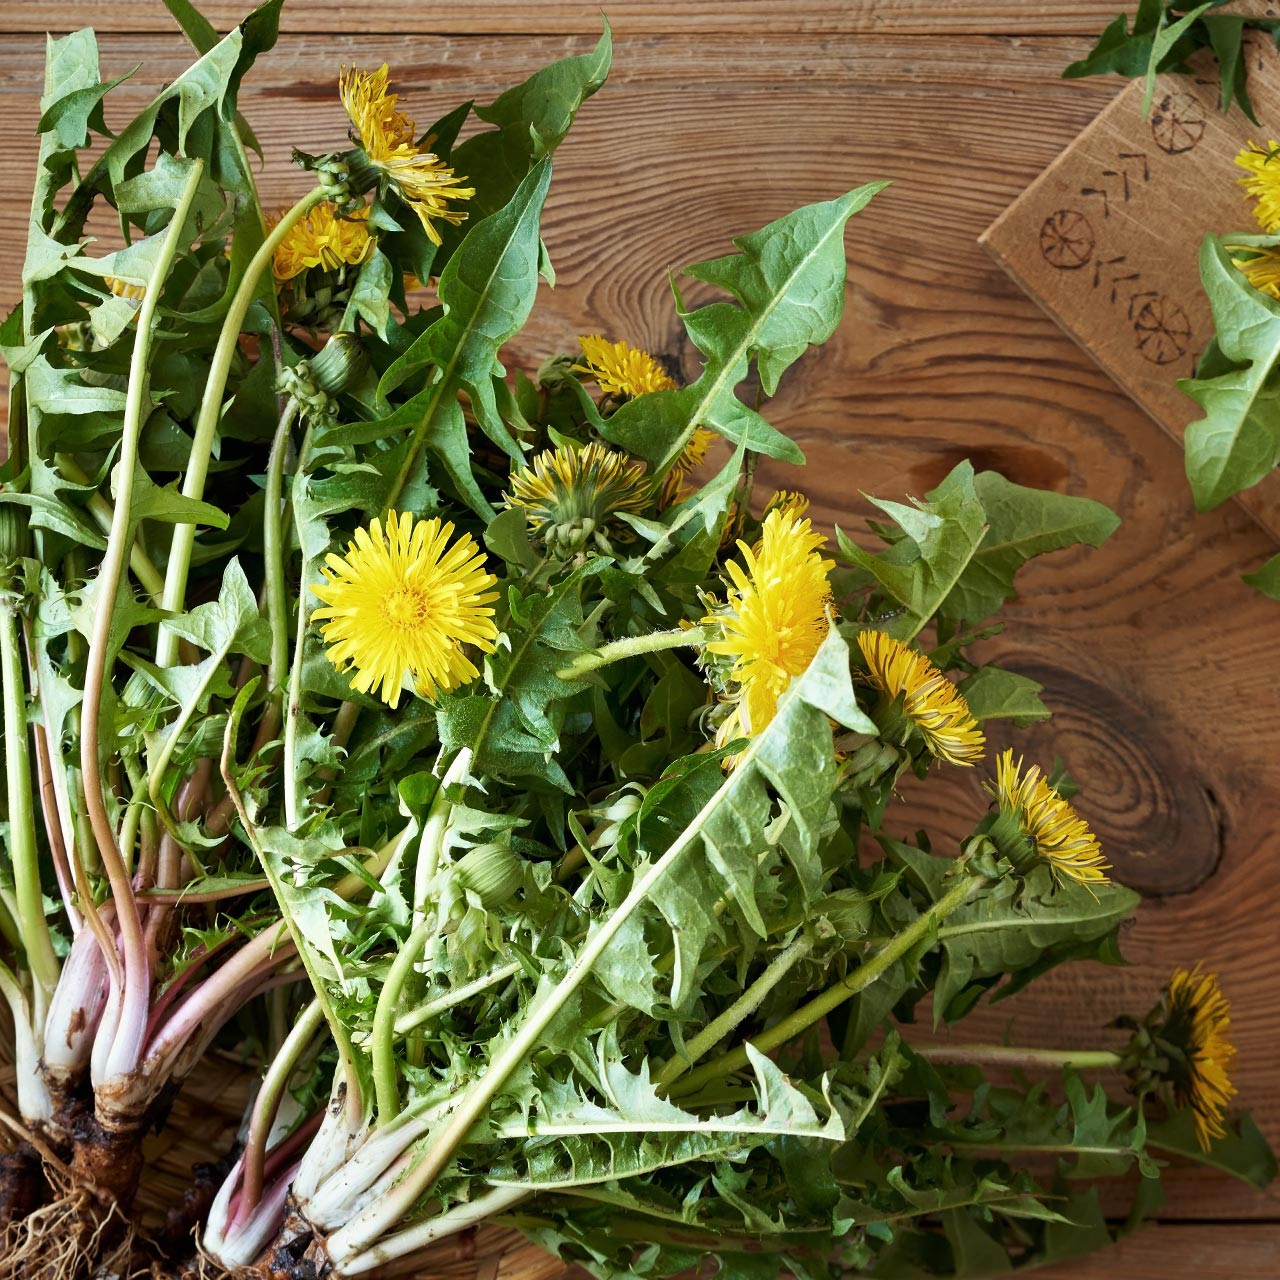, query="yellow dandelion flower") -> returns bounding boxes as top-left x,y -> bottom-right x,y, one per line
703,507 -> 835,748
573,335 -> 677,399
659,427 -> 714,507
763,490 -> 810,520
992,750 -> 1110,887
339,64 -> 475,247
1236,140 -> 1280,233
270,203 -> 375,282
311,511 -> 498,708
857,631 -> 984,766
505,442 -> 650,557
106,276 -> 146,303
1161,968 -> 1237,1151
1231,244 -> 1280,300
